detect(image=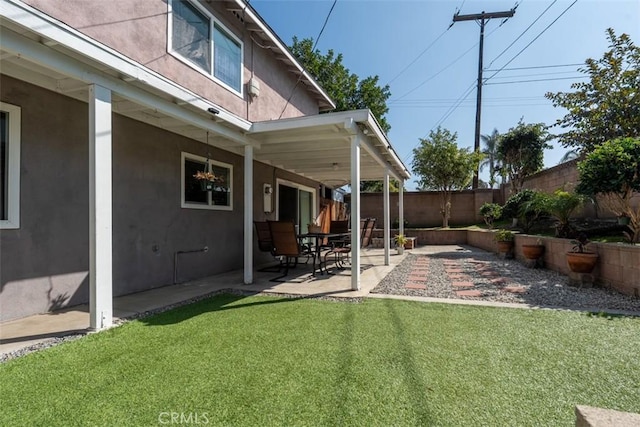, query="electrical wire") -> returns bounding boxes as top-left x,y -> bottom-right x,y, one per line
390,23 -> 505,103
277,0 -> 338,119
484,75 -> 587,85
485,0 -> 579,83
484,63 -> 583,71
486,0 -> 557,70
385,28 -> 450,86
